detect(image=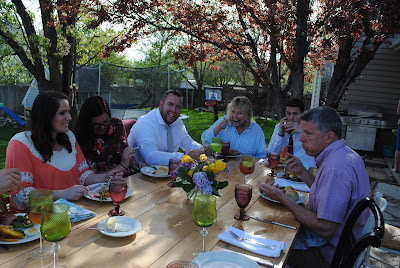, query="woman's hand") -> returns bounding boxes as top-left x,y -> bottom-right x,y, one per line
60,185 -> 88,201
0,168 -> 21,195
131,160 -> 146,171
106,170 -> 124,181
214,117 -> 228,135
121,147 -> 135,168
